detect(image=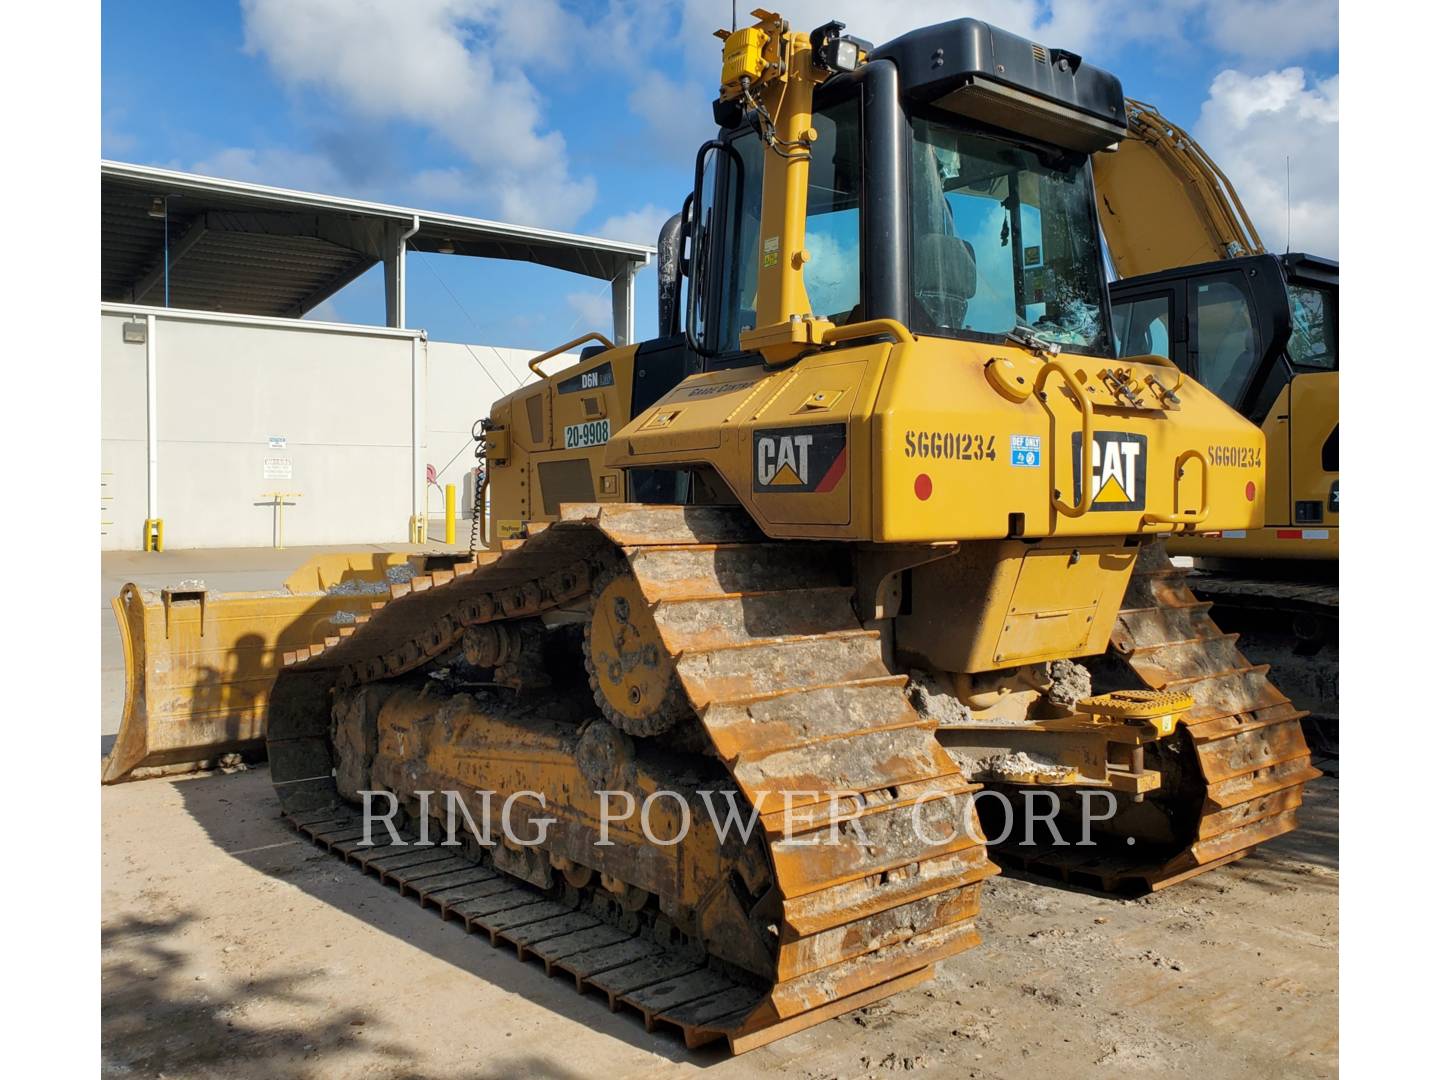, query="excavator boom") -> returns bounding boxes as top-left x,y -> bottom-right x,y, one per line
1093,98 -> 1265,277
